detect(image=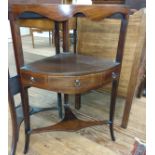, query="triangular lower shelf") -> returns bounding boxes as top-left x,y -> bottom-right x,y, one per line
30,105 -> 110,134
